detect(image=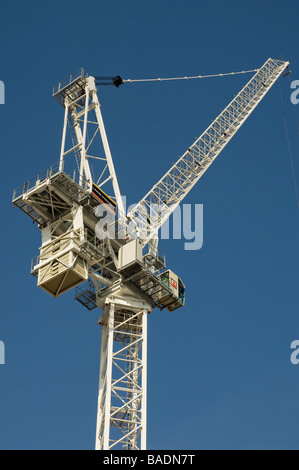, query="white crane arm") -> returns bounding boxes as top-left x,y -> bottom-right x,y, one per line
127,58 -> 289,246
